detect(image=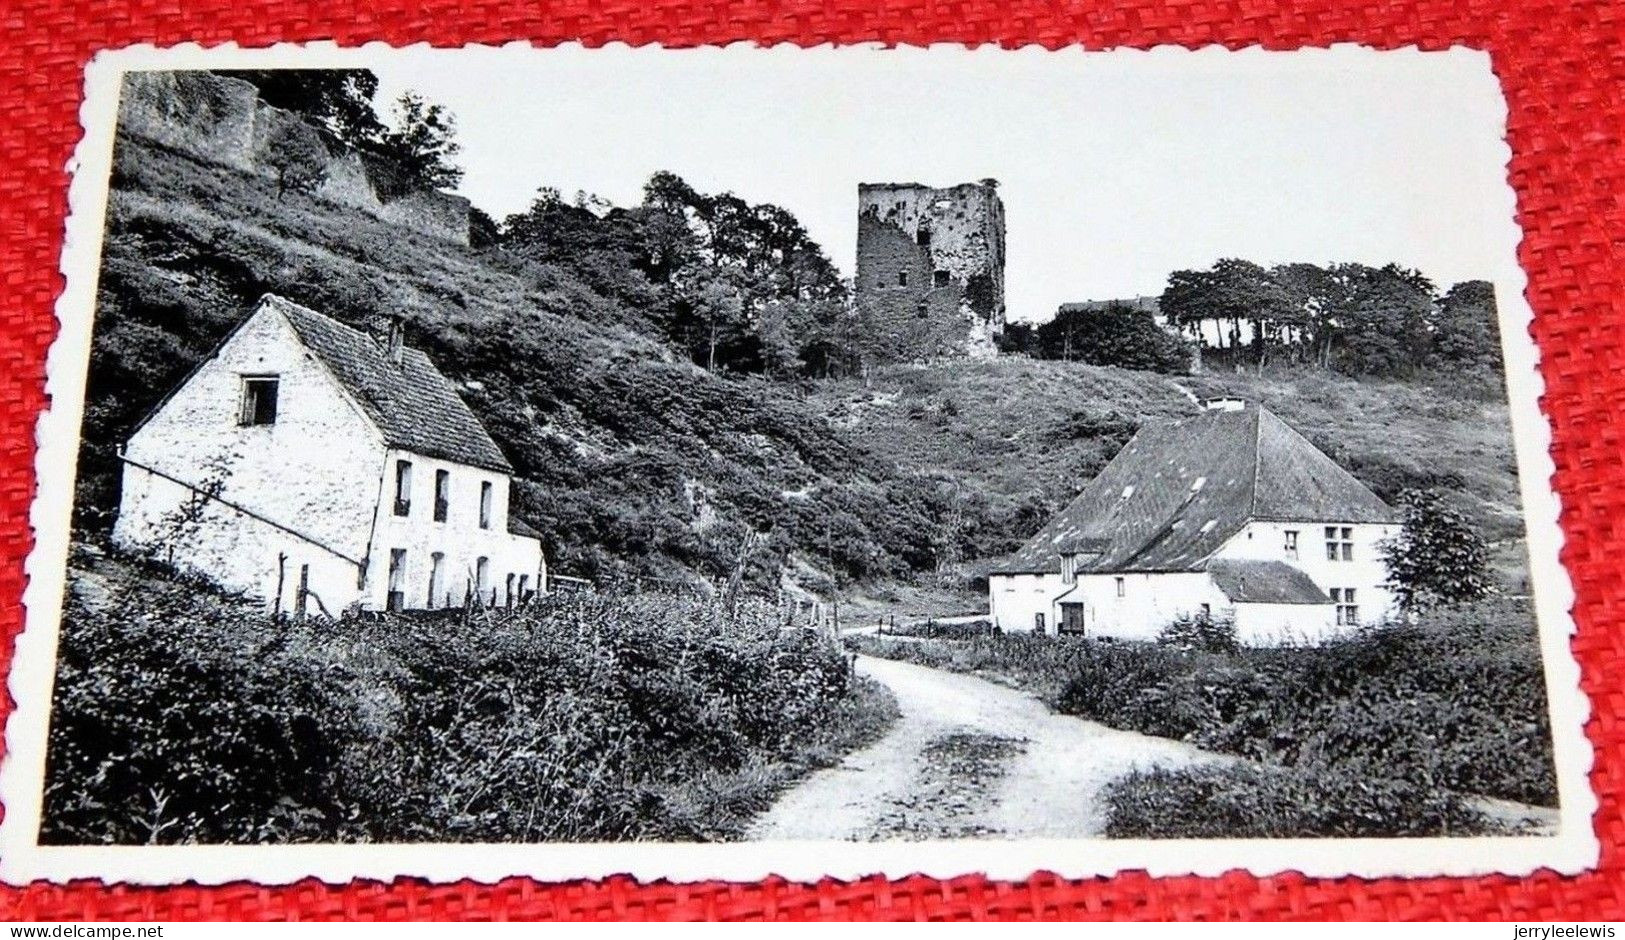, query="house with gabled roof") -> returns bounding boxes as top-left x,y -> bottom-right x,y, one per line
988,398 -> 1399,645
113,294 -> 545,616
